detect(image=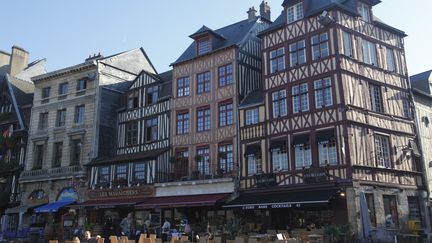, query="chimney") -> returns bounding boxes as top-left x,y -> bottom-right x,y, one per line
260,1 -> 271,21
85,52 -> 104,62
0,51 -> 11,76
10,46 -> 29,76
247,7 -> 257,20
